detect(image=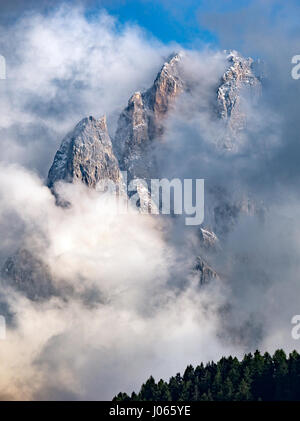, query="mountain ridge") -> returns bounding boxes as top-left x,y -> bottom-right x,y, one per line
2,49 -> 263,299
